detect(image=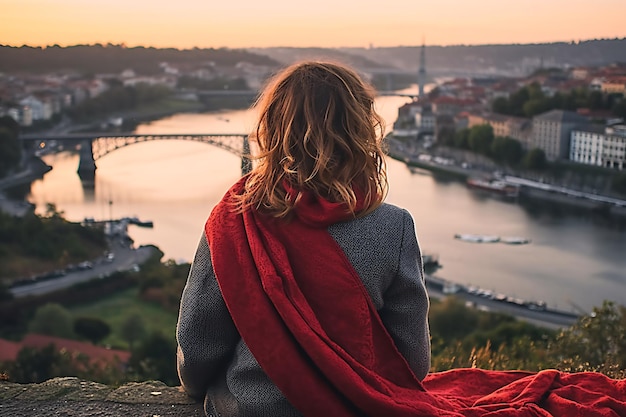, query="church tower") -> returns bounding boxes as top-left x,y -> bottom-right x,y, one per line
418,40 -> 426,99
